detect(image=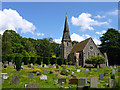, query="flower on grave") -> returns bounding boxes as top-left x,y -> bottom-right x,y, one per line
30,68 -> 42,73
